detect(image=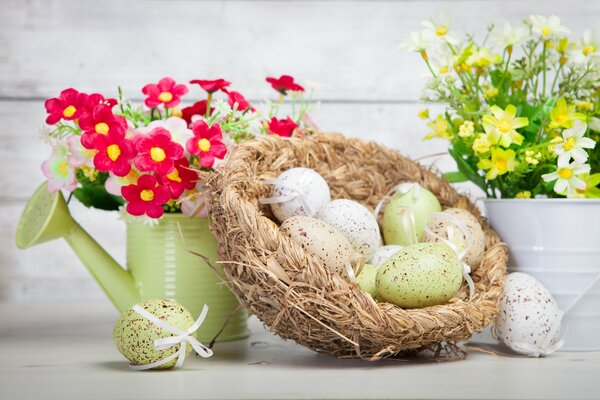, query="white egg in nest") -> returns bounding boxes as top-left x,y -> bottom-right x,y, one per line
316,199 -> 381,259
